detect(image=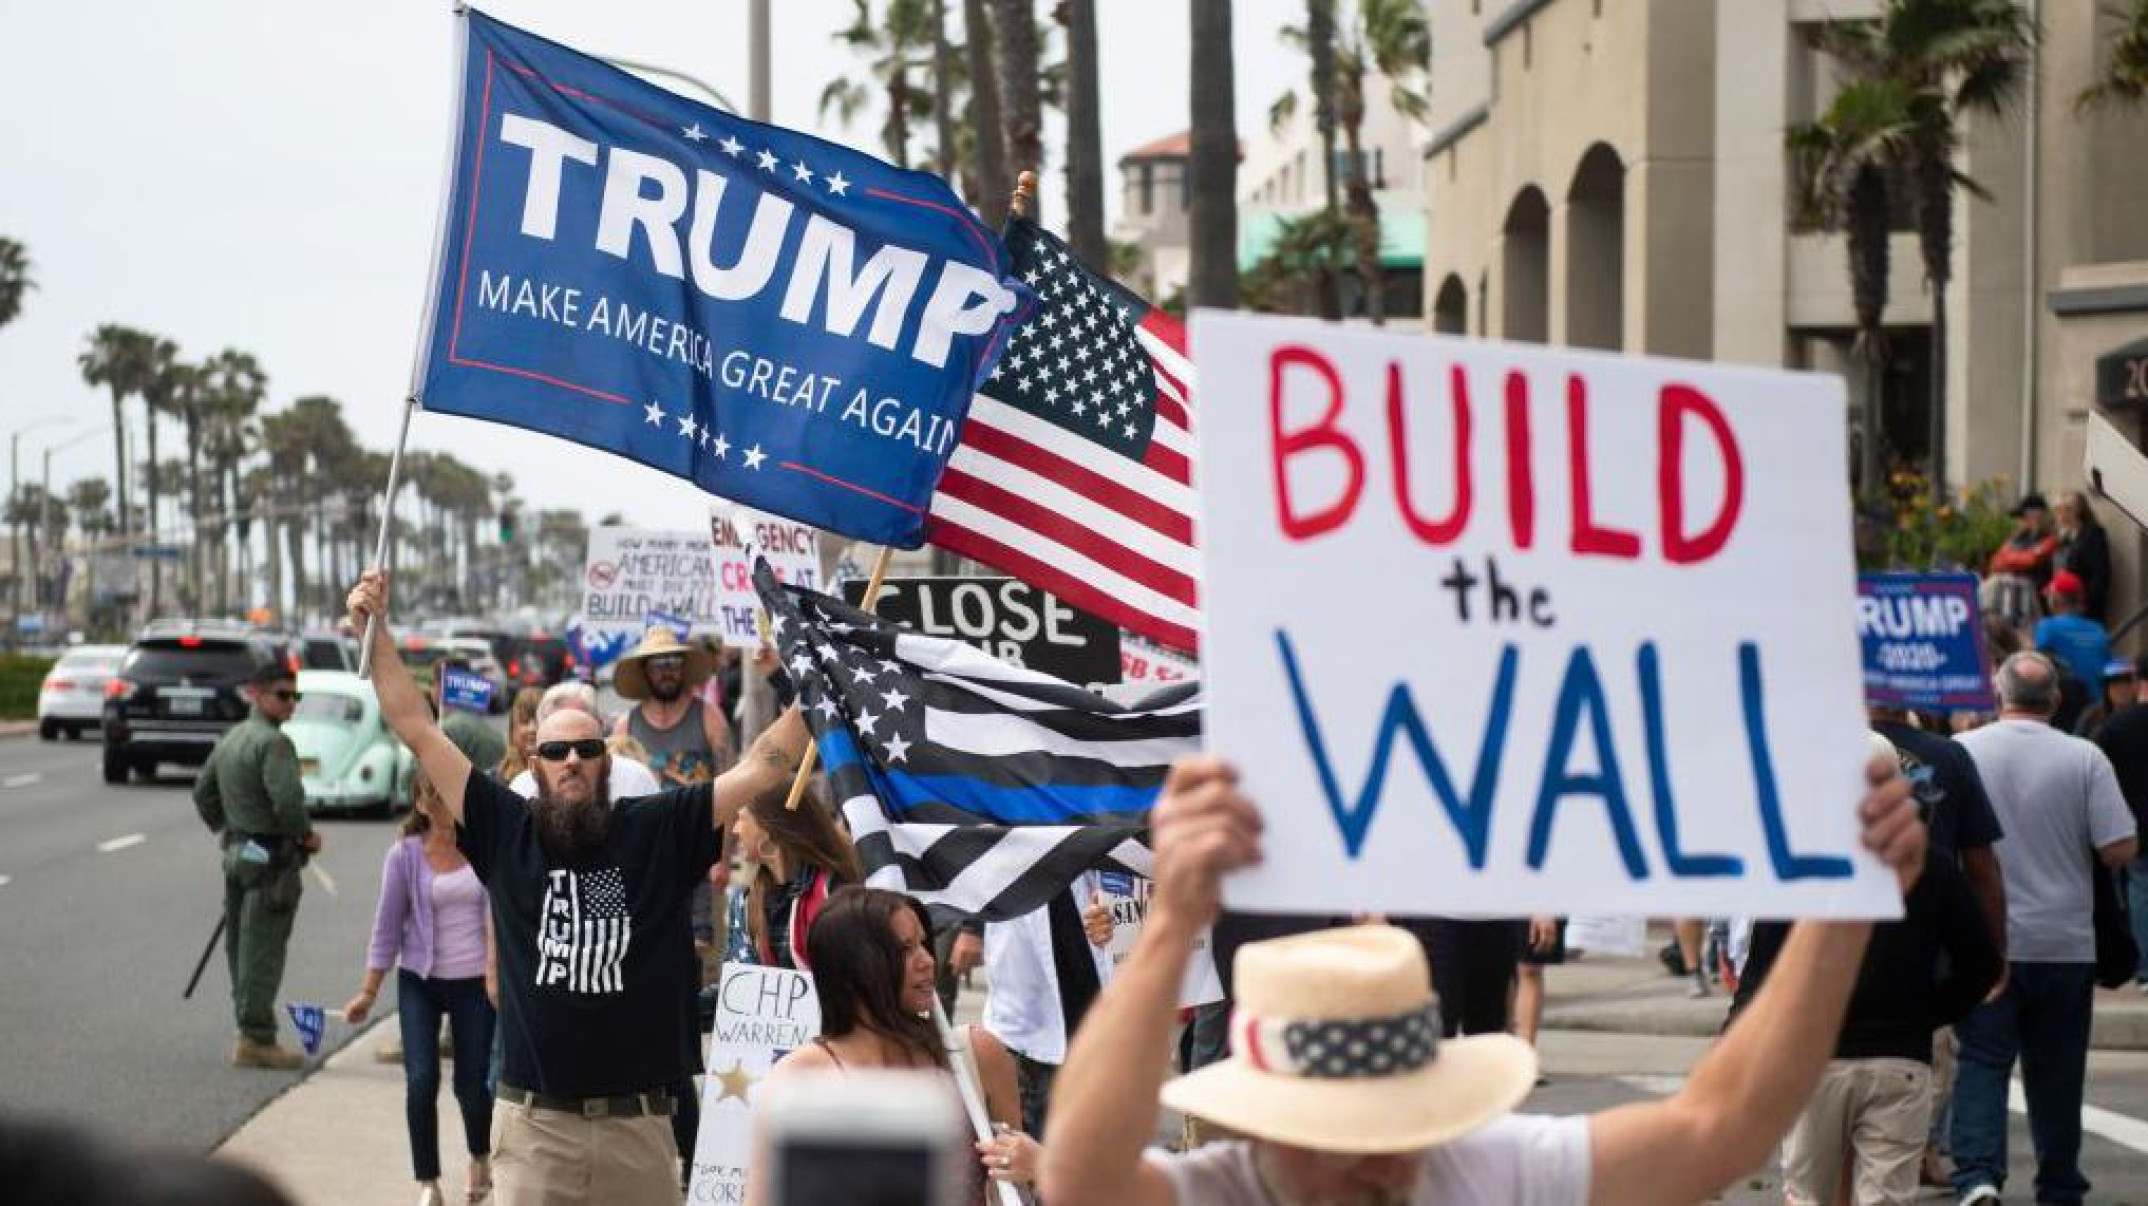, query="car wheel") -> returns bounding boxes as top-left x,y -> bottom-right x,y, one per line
131,760 -> 157,783
102,746 -> 129,785
39,719 -> 59,741
66,724 -> 84,741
